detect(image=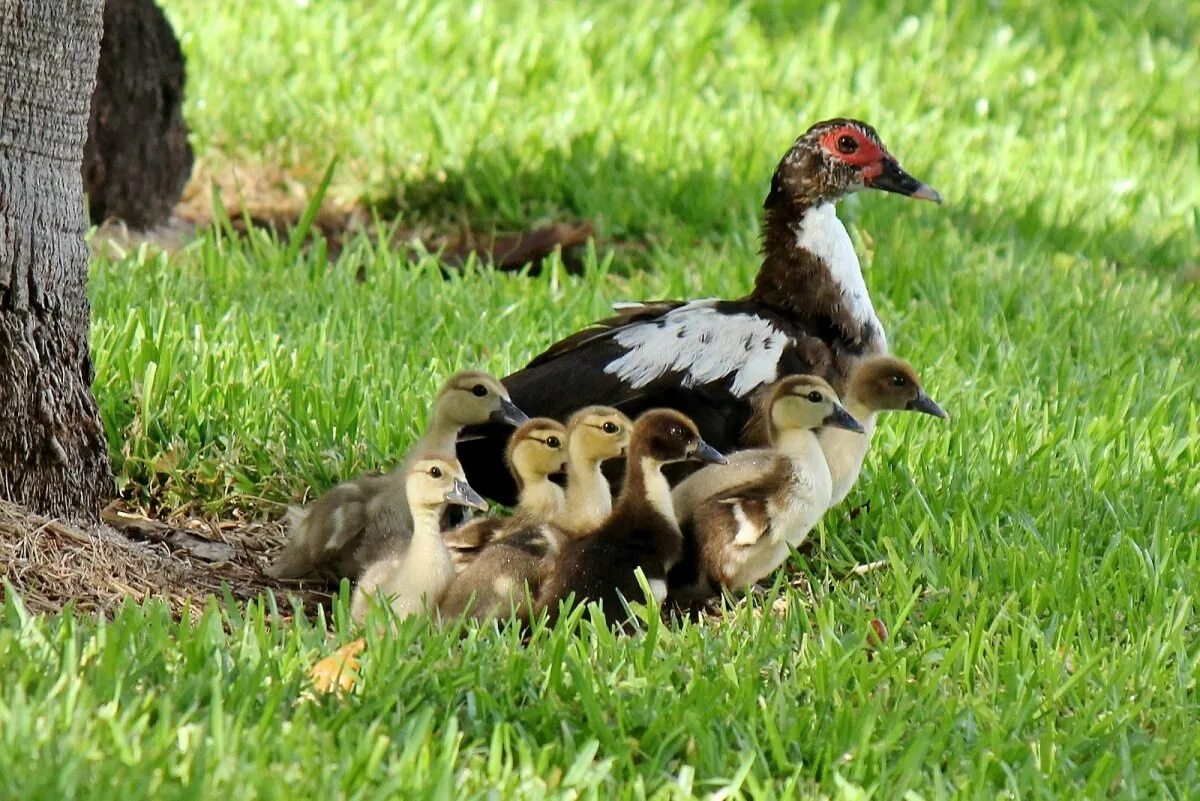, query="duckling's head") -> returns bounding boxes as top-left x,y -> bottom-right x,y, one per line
506,418 -> 569,490
406,455 -> 488,513
849,356 -> 948,418
566,406 -> 633,465
632,409 -> 726,466
768,375 -> 865,434
435,370 -> 529,428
